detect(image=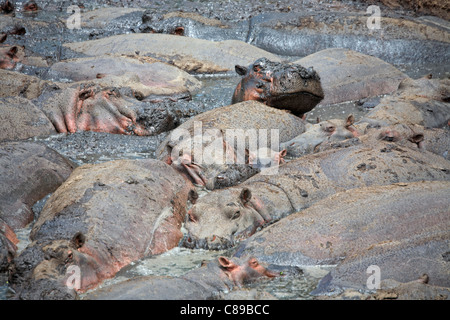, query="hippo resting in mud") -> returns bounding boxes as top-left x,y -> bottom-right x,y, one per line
9,159 -> 194,299
234,180 -> 450,297
156,100 -> 307,190
33,82 -> 200,136
232,58 -> 324,117
180,139 -> 450,250
84,256 -> 278,300
0,141 -> 74,230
